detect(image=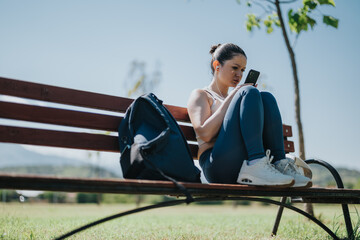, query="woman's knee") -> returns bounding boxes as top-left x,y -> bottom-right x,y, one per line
260,91 -> 282,119
234,85 -> 261,100
241,85 -> 259,94
260,91 -> 277,105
